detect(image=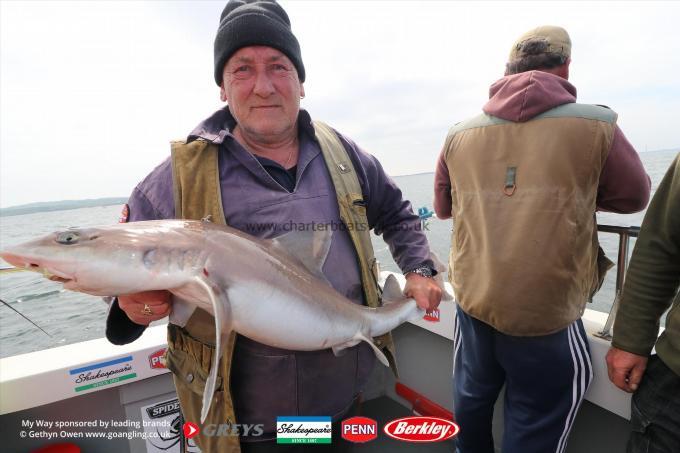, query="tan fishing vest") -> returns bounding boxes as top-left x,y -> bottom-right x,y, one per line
166,121 -> 395,452
444,103 -> 616,336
